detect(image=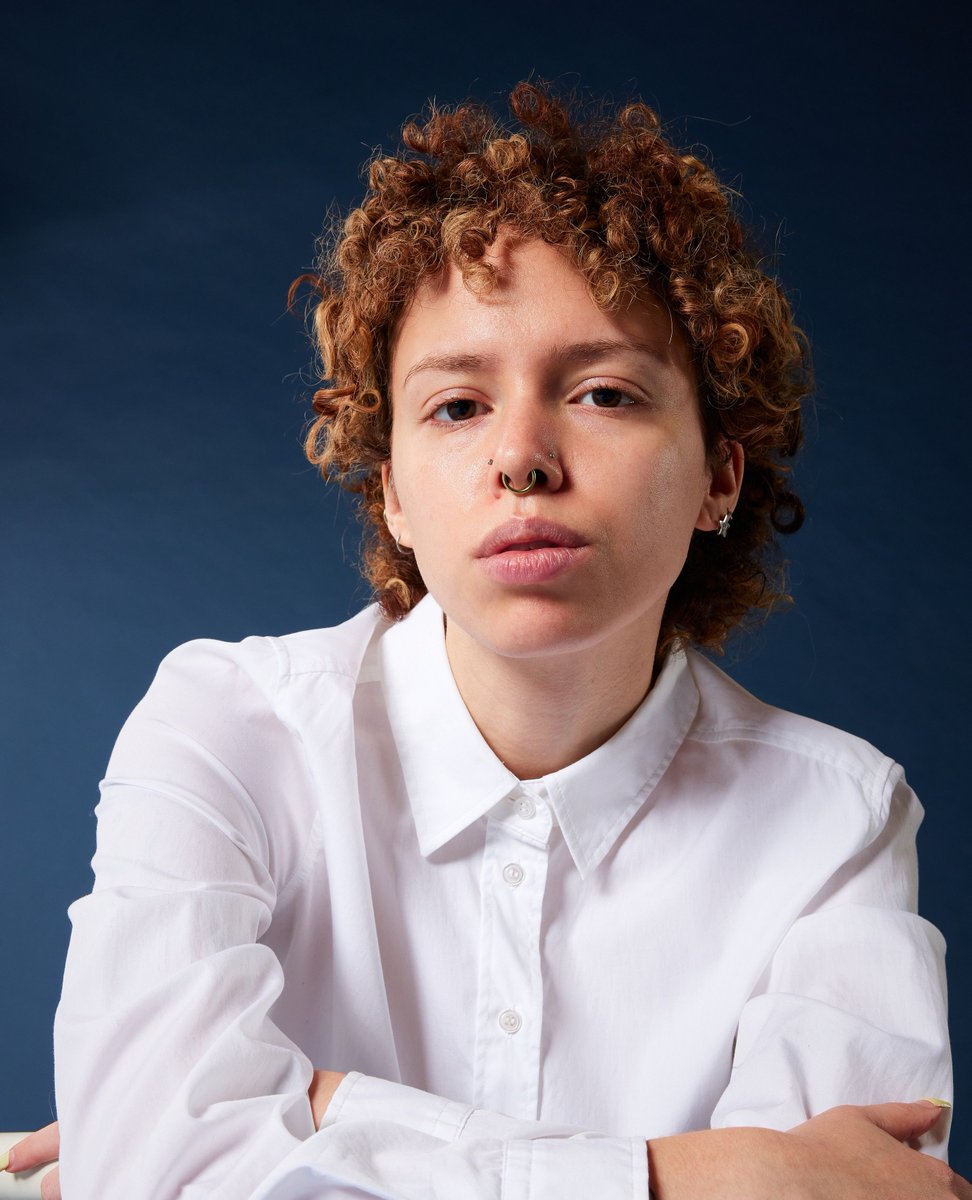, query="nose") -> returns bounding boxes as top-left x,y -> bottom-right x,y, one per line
490,401 -> 564,495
